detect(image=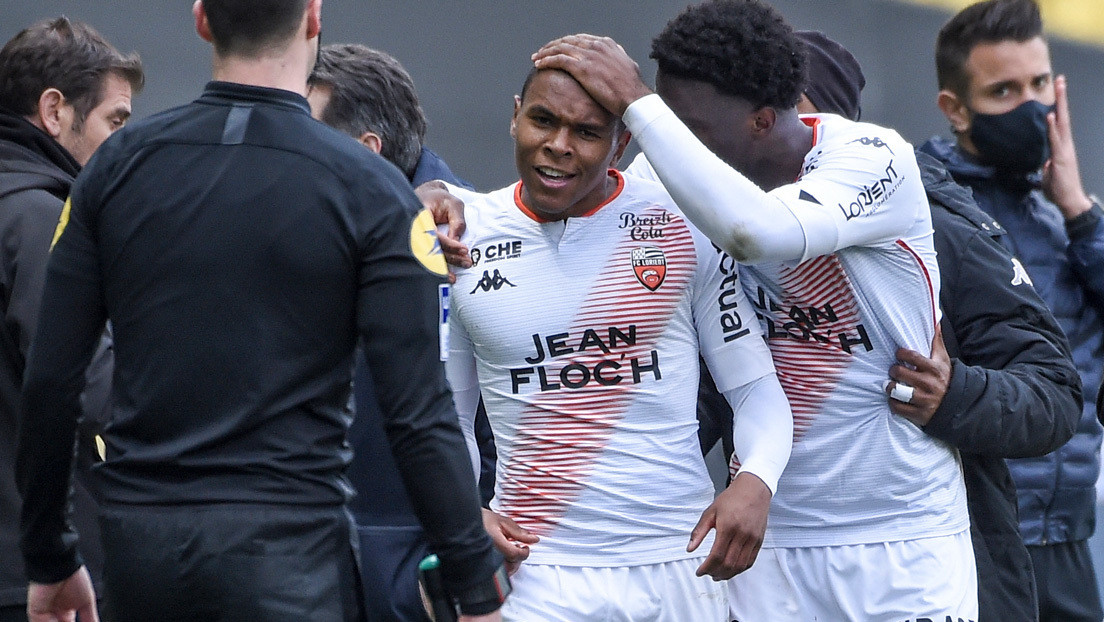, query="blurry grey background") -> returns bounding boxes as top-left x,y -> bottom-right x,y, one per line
4,0 -> 1104,599
3,1 -> 1103,192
